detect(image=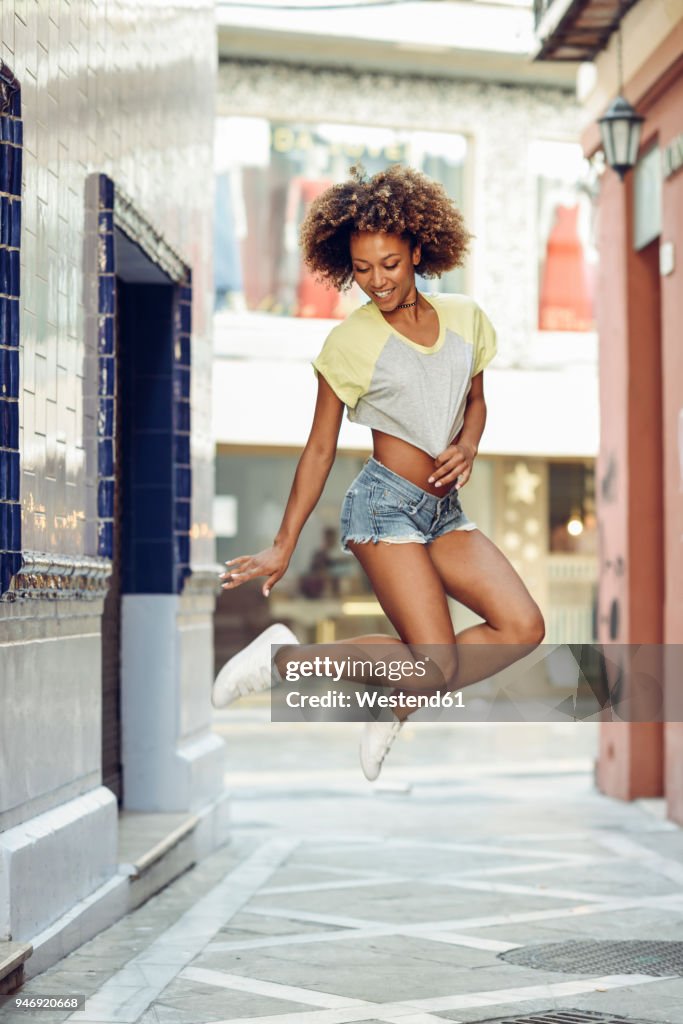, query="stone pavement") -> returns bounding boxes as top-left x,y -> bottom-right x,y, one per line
4,714 -> 683,1024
